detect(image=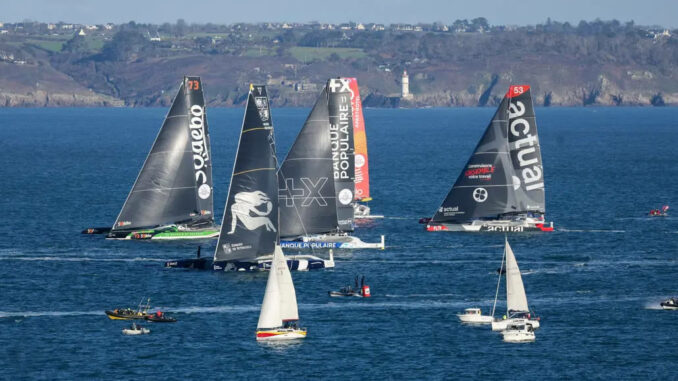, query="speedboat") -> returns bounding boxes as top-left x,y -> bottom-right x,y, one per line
457,308 -> 493,324
501,322 -> 535,343
660,297 -> 678,310
105,308 -> 150,320
122,323 -> 150,335
329,276 -> 371,297
144,311 -> 177,323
